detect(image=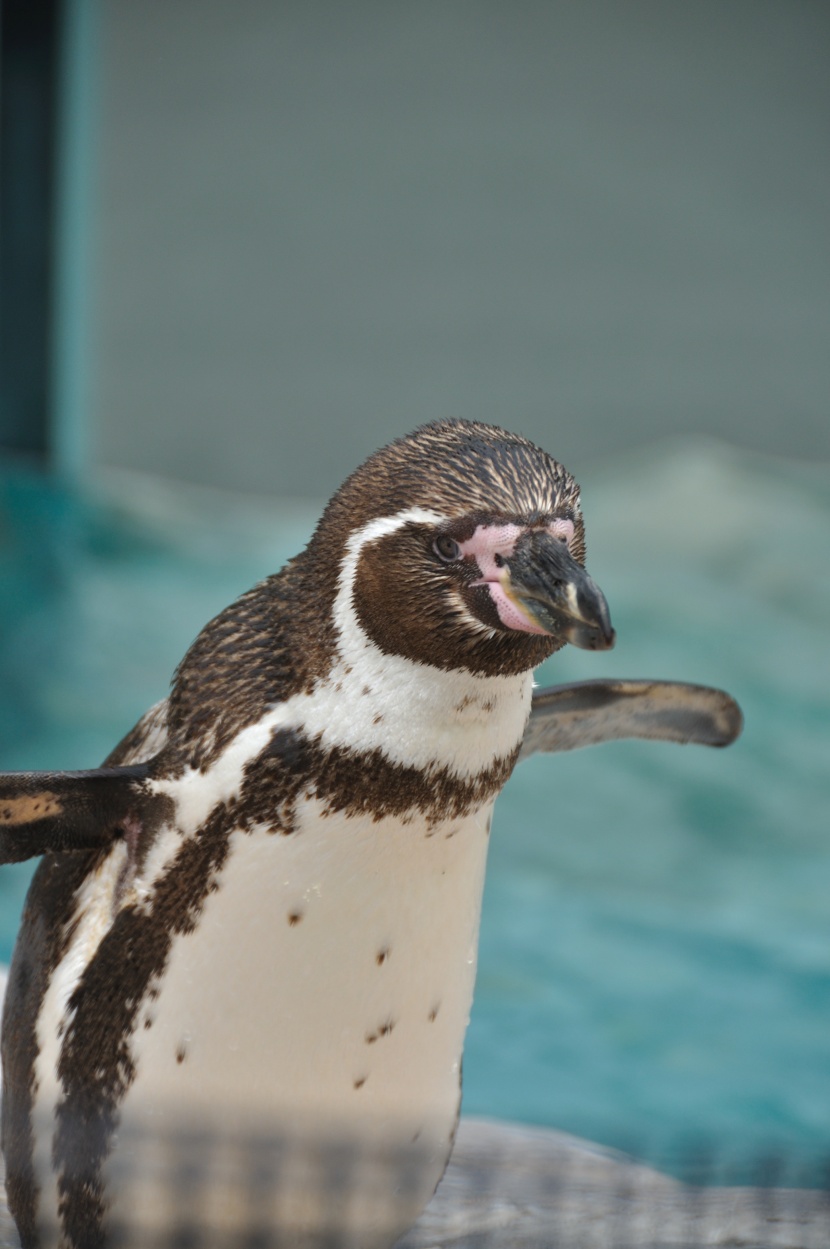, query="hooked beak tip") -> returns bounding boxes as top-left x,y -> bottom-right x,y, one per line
505,532 -> 615,652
